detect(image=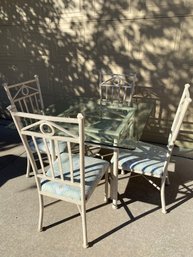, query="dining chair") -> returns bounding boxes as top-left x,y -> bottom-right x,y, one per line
4,76 -> 66,177
99,71 -> 137,106
8,106 -> 110,248
3,75 -> 44,114
112,84 -> 192,213
3,76 -> 44,177
87,71 -> 137,159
